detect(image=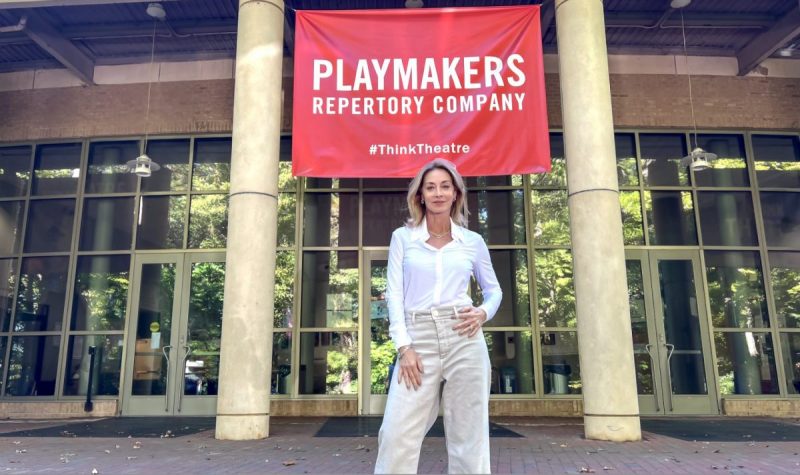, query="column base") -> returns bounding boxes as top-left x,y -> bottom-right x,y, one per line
215,414 -> 270,440
584,414 -> 641,441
